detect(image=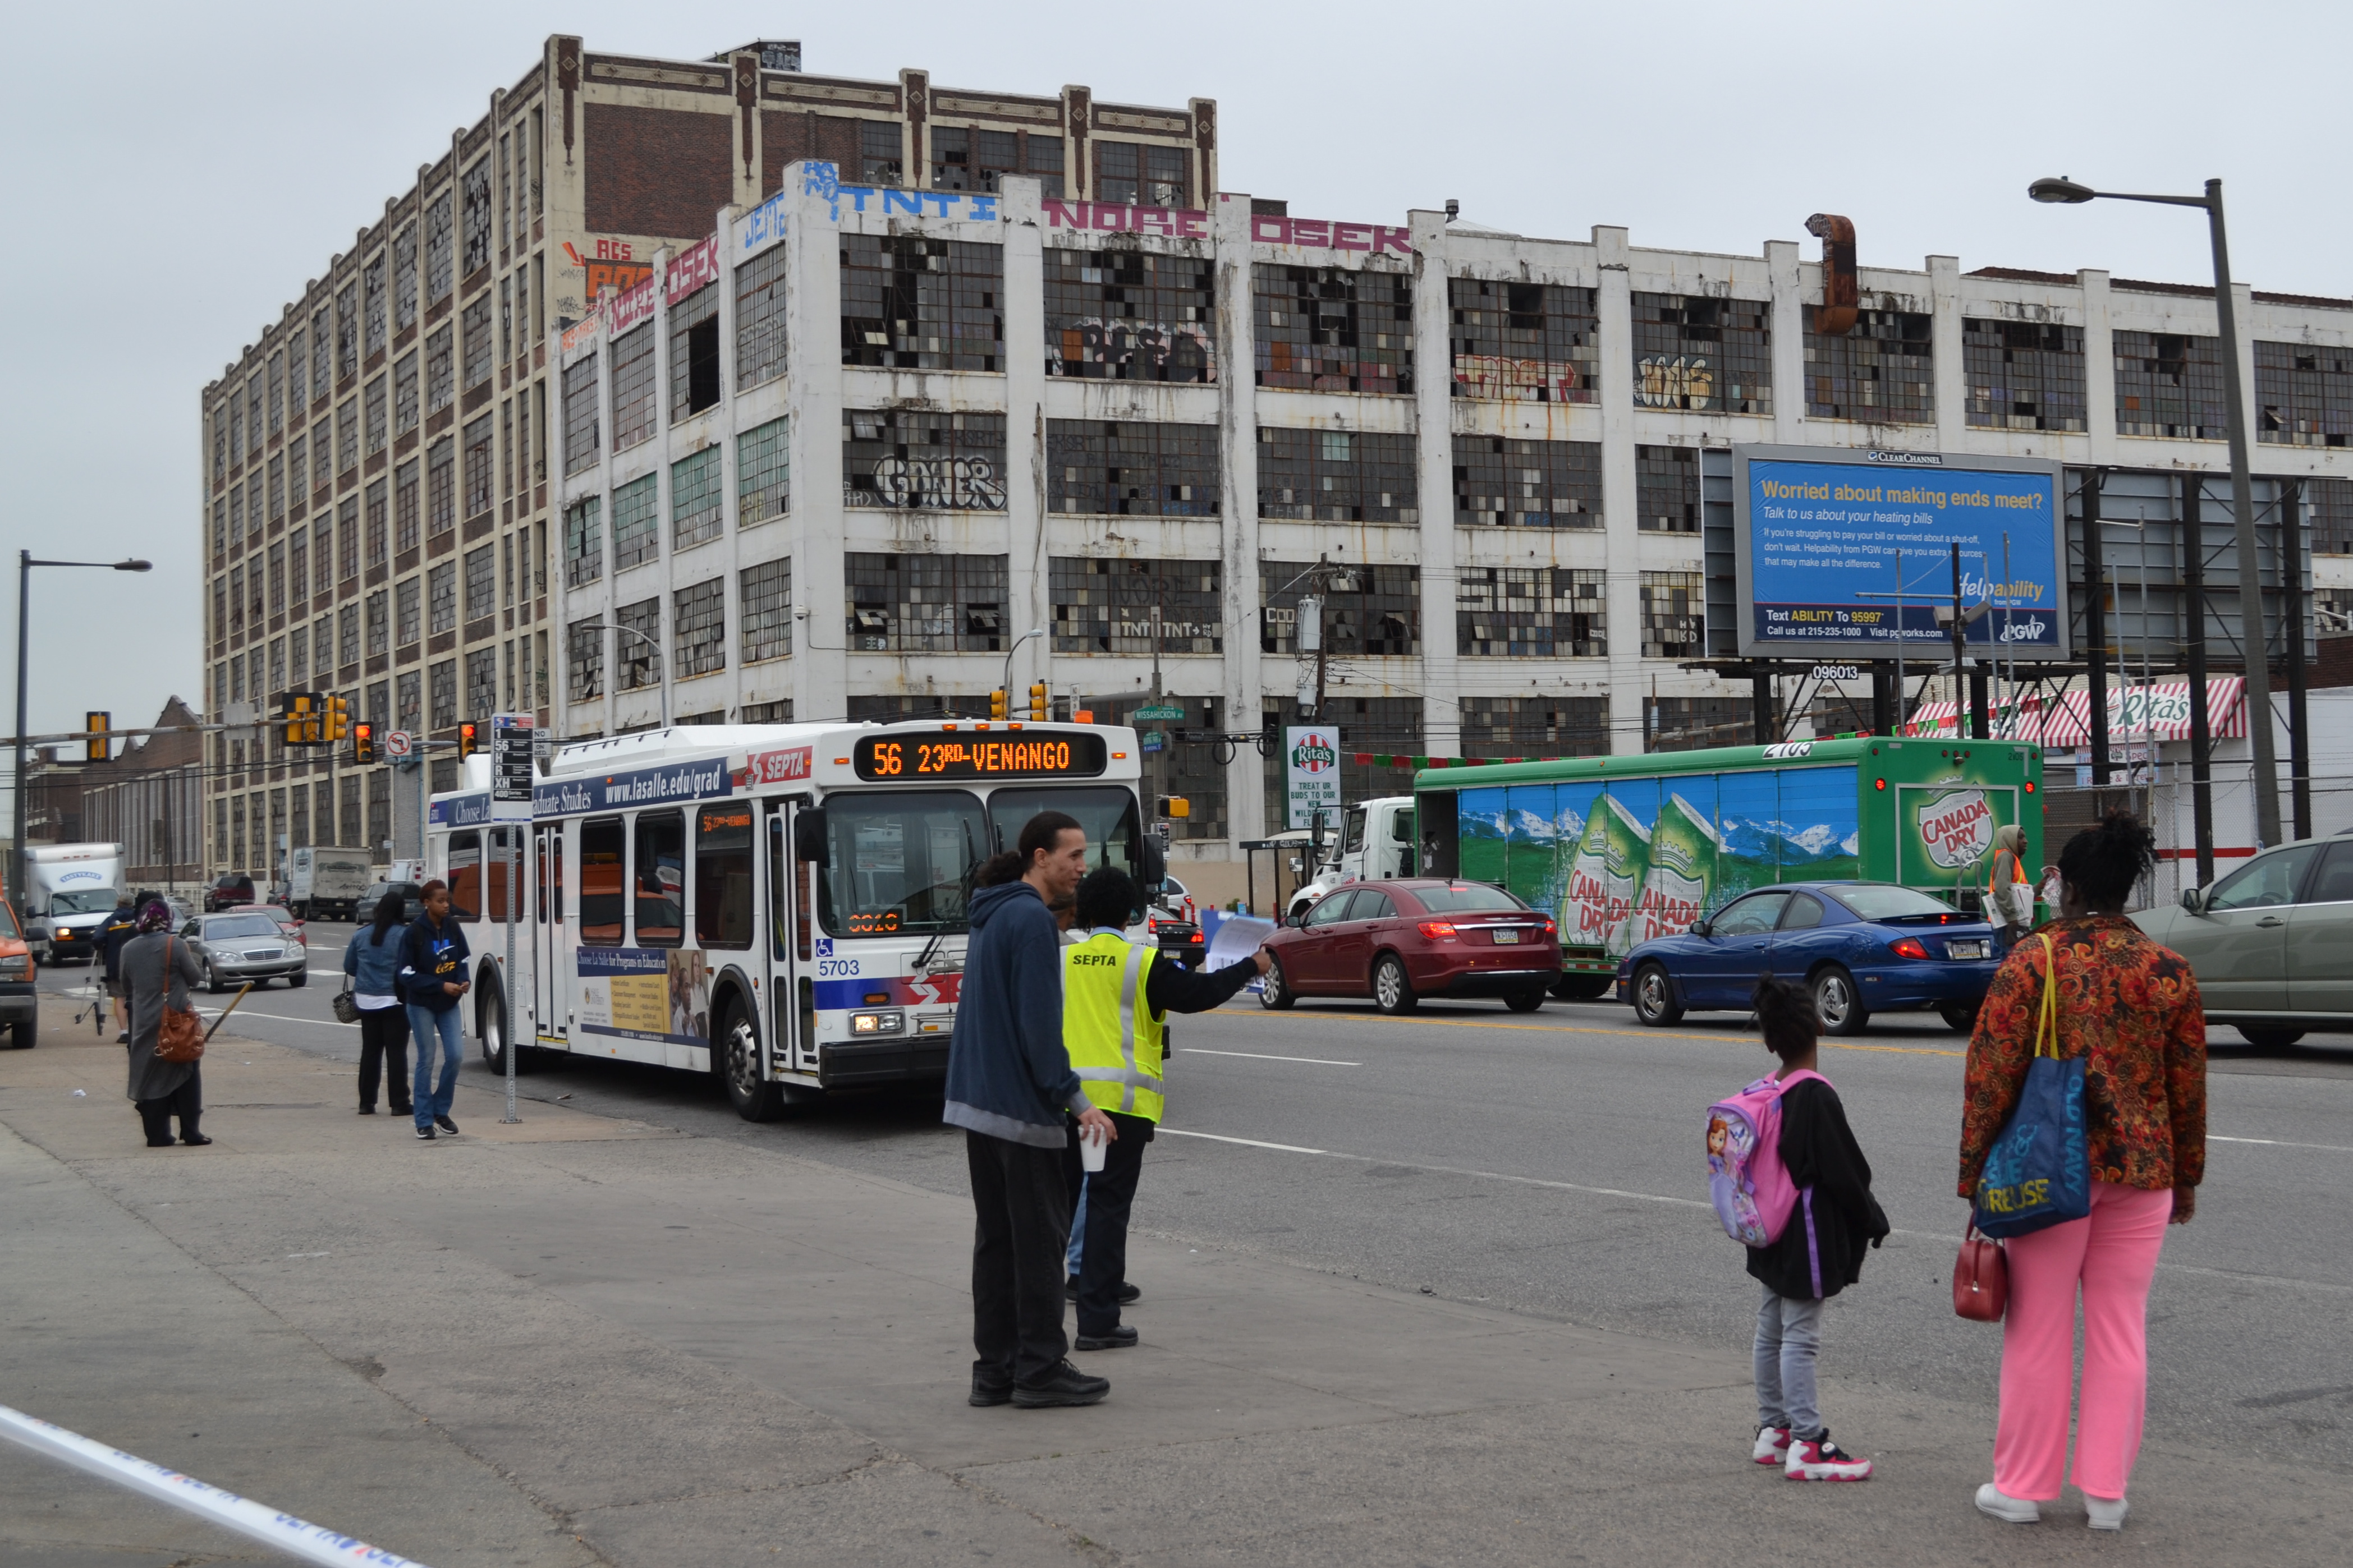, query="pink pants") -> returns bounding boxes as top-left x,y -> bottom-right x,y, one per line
1994,1181 -> 2174,1501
